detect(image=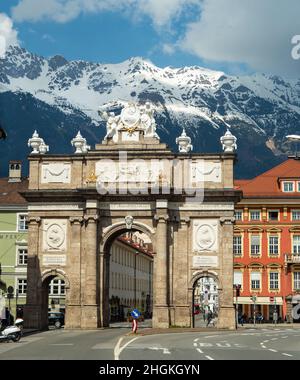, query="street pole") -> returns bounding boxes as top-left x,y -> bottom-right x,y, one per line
253,299 -> 256,326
